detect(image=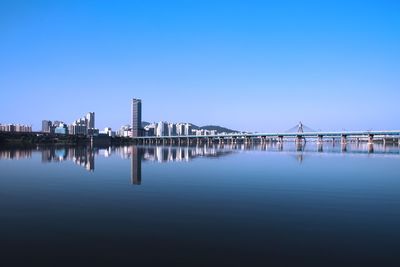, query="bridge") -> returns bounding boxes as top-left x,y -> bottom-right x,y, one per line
132,122 -> 400,146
